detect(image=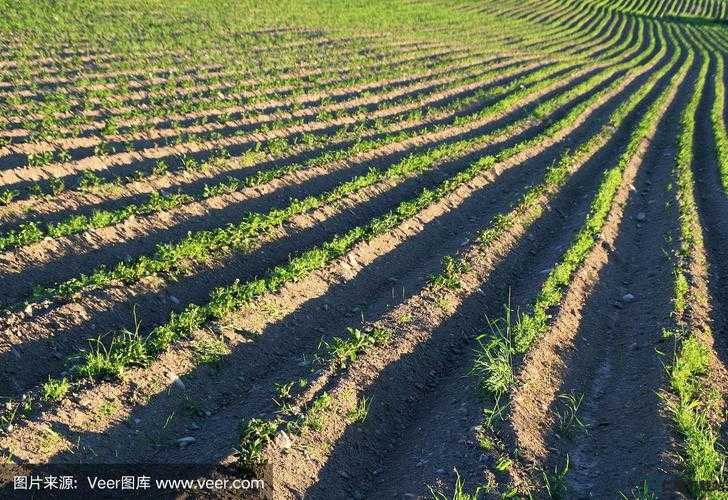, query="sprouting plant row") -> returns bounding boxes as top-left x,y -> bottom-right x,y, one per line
2,36 -> 433,102
519,0 -> 614,52
0,36 -> 373,100
229,25 -> 666,478
1,33 -> 395,108
0,45 -> 478,146
3,44 -> 486,141
238,325 -> 392,467
0,54 -> 550,198
0,24 -> 657,217
0,75 -> 520,251
0,29 -> 338,81
710,54 -> 728,194
0,48 -> 645,253
2,32 -> 423,98
4,52 -> 511,169
22,47 -> 659,307
36,40 -> 673,401
3,50 -> 489,167
0,55 -> 558,216
2,44 -> 478,144
0,41 -> 453,147
0,44 -> 451,141
233,135 -> 609,472
473,36 -> 687,398
589,0 -> 727,19
665,49 -> 725,495
538,2 -> 627,57
0,55 -> 545,207
230,41 -> 662,468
